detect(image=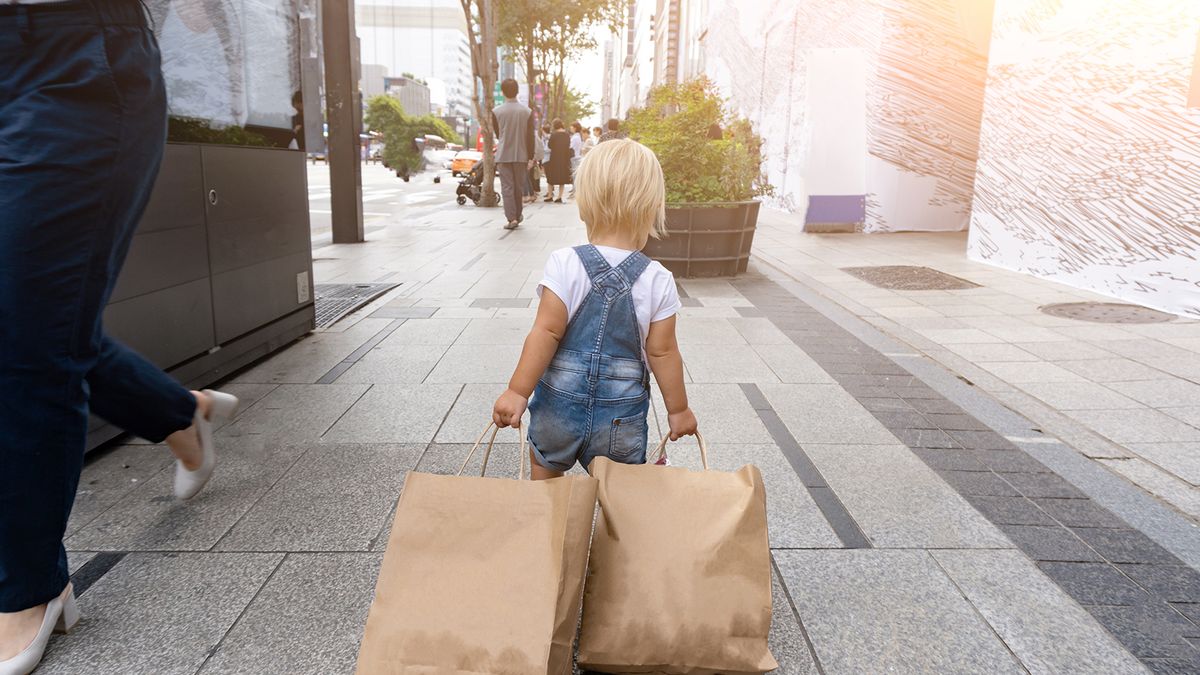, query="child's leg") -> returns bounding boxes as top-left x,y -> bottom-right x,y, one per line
530,448 -> 564,480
